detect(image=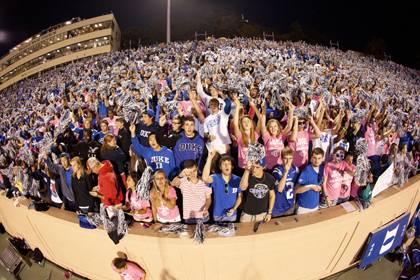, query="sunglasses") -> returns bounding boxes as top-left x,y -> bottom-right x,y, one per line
224,183 -> 229,194
335,152 -> 345,160
172,122 -> 181,125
